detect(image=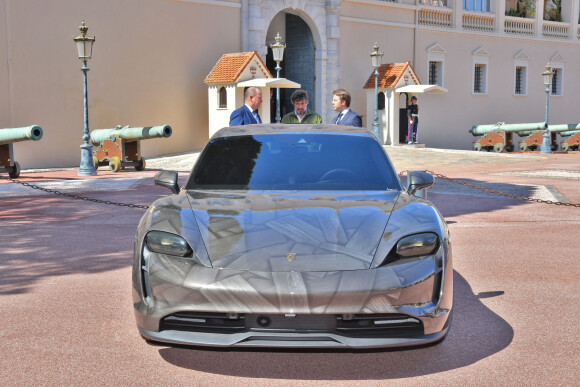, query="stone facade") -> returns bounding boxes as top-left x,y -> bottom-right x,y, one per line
243,0 -> 341,122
